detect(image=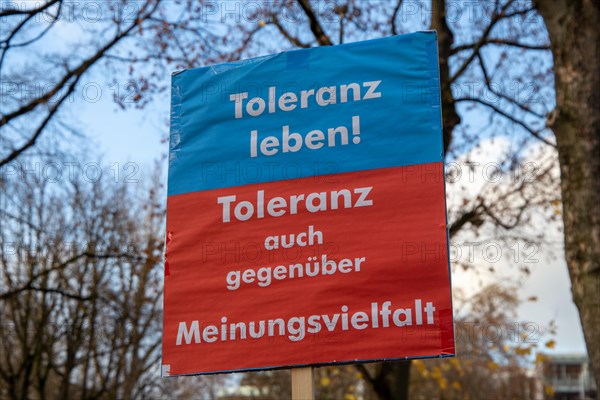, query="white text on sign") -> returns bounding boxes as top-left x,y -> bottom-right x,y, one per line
228,80 -> 383,158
